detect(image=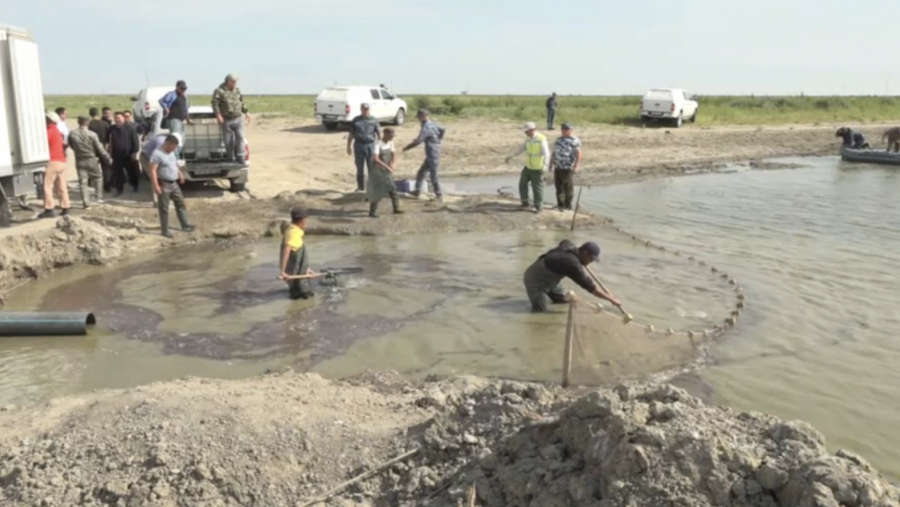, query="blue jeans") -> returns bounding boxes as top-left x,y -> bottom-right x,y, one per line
354,142 -> 376,191
547,108 -> 556,130
168,118 -> 184,157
